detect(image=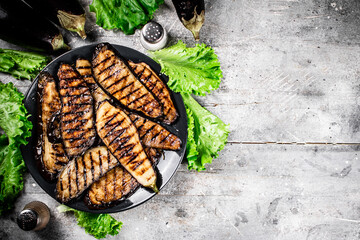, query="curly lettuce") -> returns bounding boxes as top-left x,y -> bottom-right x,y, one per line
150,41 -> 228,170
150,40 -> 223,96
0,82 -> 32,215
182,93 -> 229,171
89,0 -> 164,35
57,205 -> 123,239
0,49 -> 50,80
